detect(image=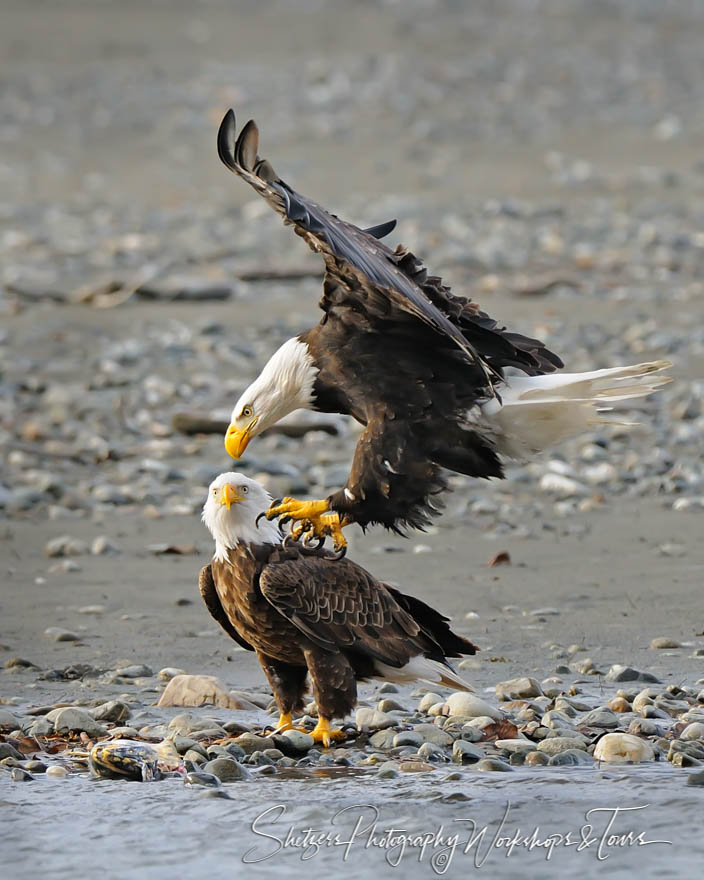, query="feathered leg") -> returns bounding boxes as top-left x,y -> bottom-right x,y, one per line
303,648 -> 355,747
256,652 -> 309,733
